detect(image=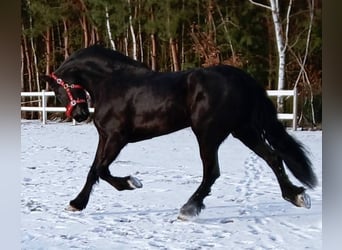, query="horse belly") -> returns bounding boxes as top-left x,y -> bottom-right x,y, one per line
129,106 -> 189,142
